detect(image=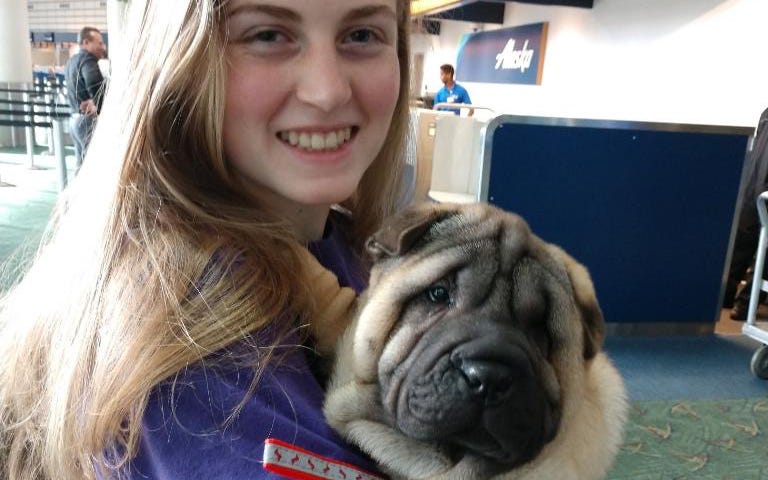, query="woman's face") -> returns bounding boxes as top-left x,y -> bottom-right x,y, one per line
223,0 -> 400,216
